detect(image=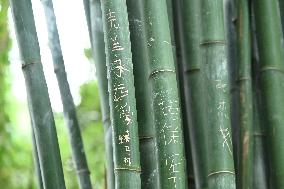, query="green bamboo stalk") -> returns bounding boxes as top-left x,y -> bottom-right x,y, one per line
171,0 -> 196,187
182,0 -> 209,188
89,0 -> 115,188
200,0 -> 236,188
251,9 -> 269,188
253,0 -> 284,187
236,0 -> 254,188
279,0 -> 284,36
101,1 -> 141,188
9,0 -> 66,188
142,1 -> 187,188
83,0 -> 92,41
31,128 -> 44,189
40,0 -> 92,188
126,0 -> 159,188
